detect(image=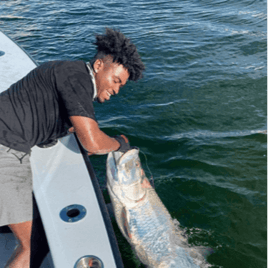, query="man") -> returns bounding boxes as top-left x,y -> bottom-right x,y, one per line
0,28 -> 145,267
